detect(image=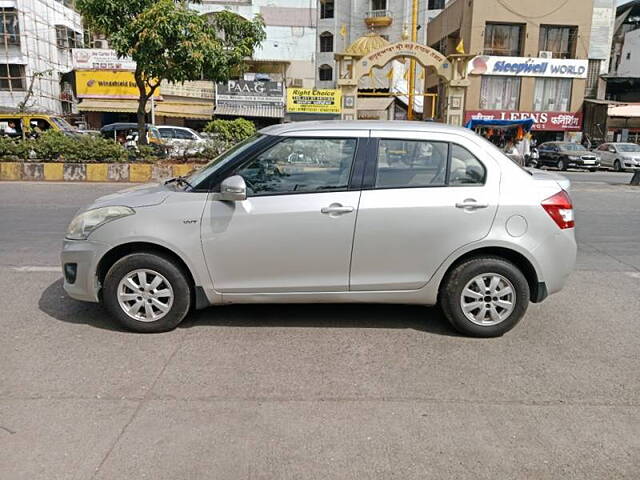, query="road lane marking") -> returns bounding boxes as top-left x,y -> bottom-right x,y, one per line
9,266 -> 60,273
